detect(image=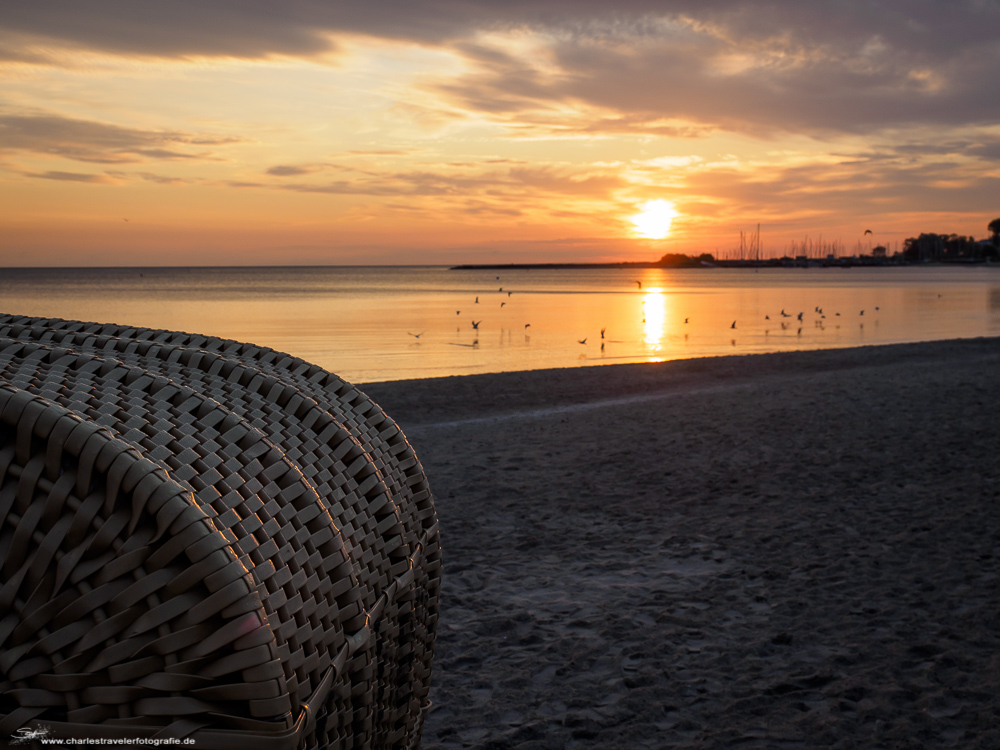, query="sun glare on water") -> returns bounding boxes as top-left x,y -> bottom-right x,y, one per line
630,199 -> 678,240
